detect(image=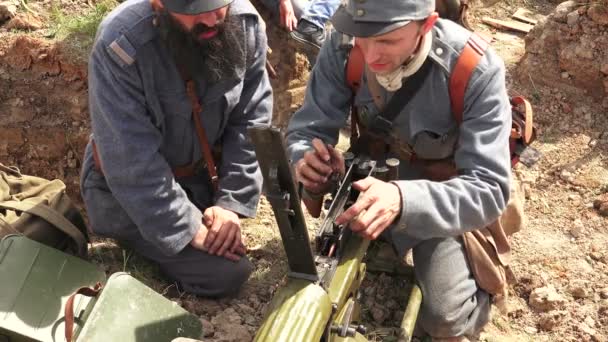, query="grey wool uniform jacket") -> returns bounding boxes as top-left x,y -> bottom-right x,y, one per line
286,19 -> 512,253
80,0 -> 272,256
